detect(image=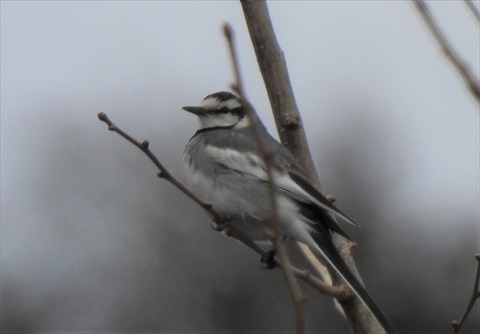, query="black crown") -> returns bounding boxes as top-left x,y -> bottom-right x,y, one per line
204,91 -> 237,102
